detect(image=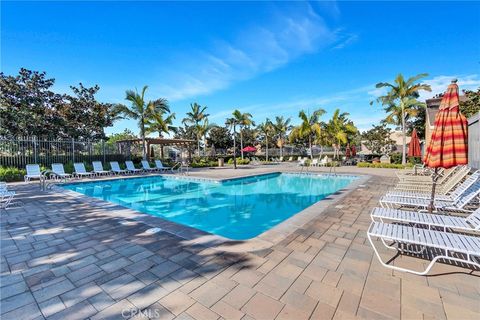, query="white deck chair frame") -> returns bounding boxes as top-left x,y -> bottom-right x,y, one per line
110,162 -> 129,175
370,207 -> 480,232
141,160 -> 157,172
51,163 -> 73,181
24,164 -> 42,182
154,160 -> 171,172
380,174 -> 480,211
125,161 -> 143,174
73,163 -> 96,178
367,221 -> 480,275
393,166 -> 470,192
387,169 -> 477,200
92,161 -> 111,176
